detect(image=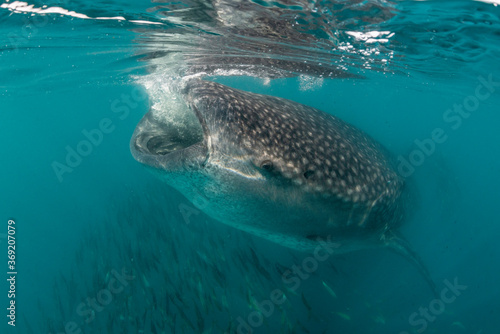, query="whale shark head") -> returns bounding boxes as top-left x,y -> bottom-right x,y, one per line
131,79 -> 405,247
